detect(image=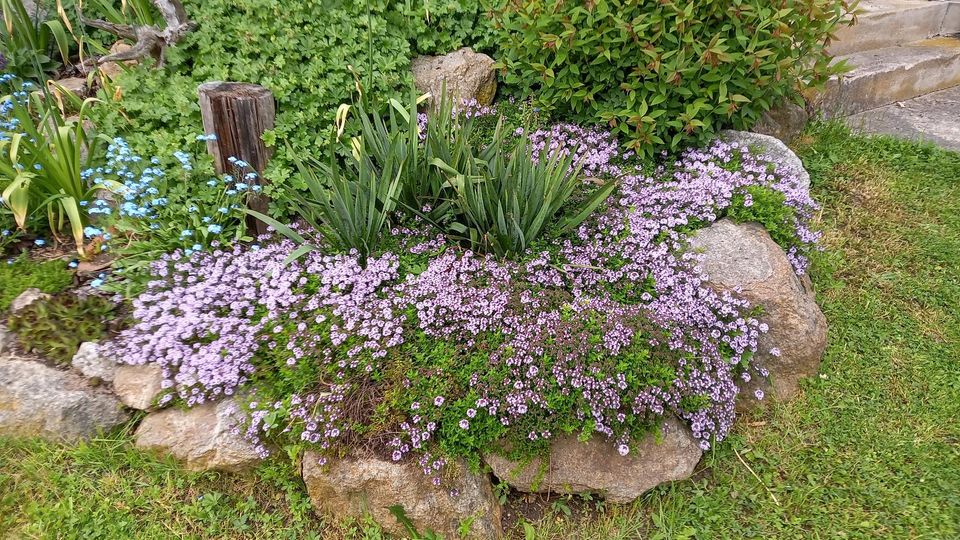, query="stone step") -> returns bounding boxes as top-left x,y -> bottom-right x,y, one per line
830,0 -> 959,56
844,85 -> 960,151
819,37 -> 960,117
